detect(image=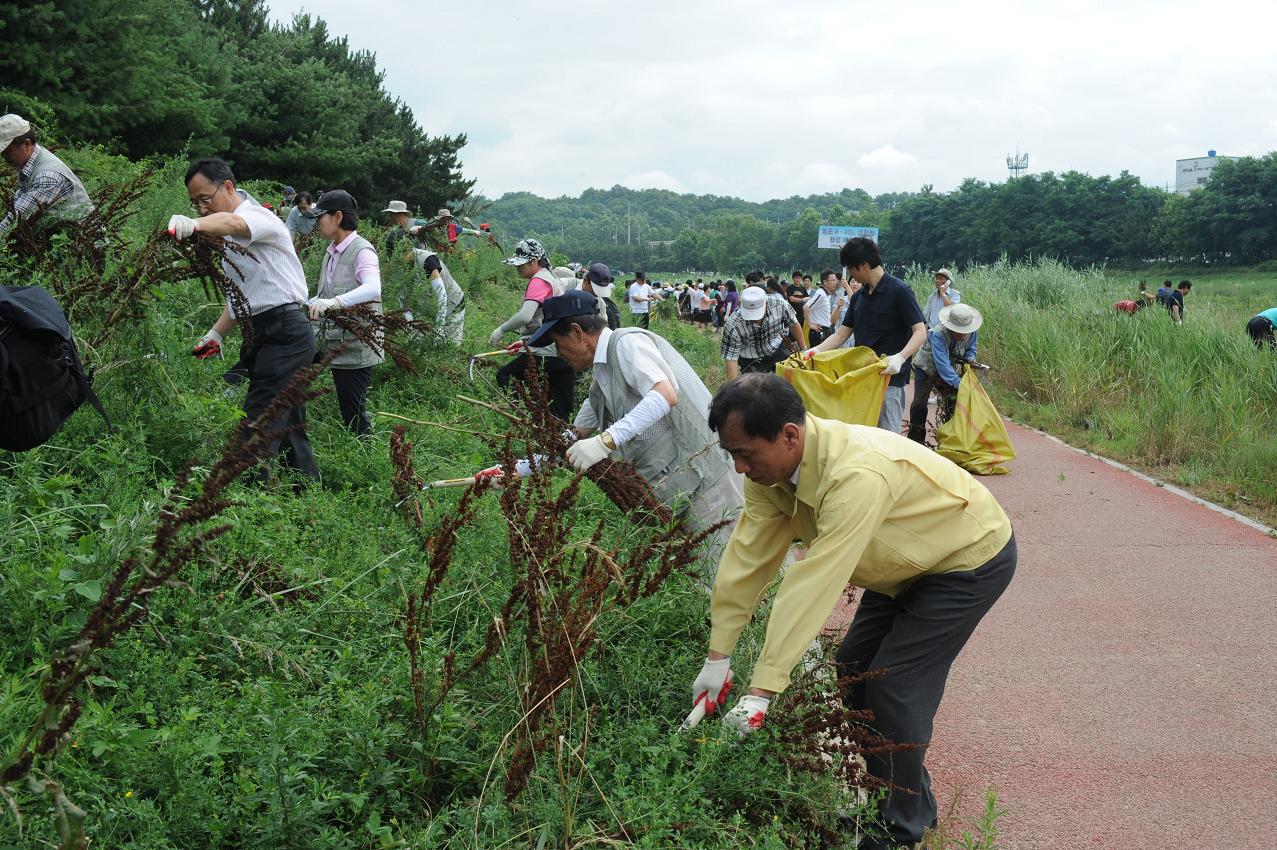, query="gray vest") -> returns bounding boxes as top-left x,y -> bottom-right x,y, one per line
19,146 -> 94,225
315,234 -> 385,369
587,328 -> 743,530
